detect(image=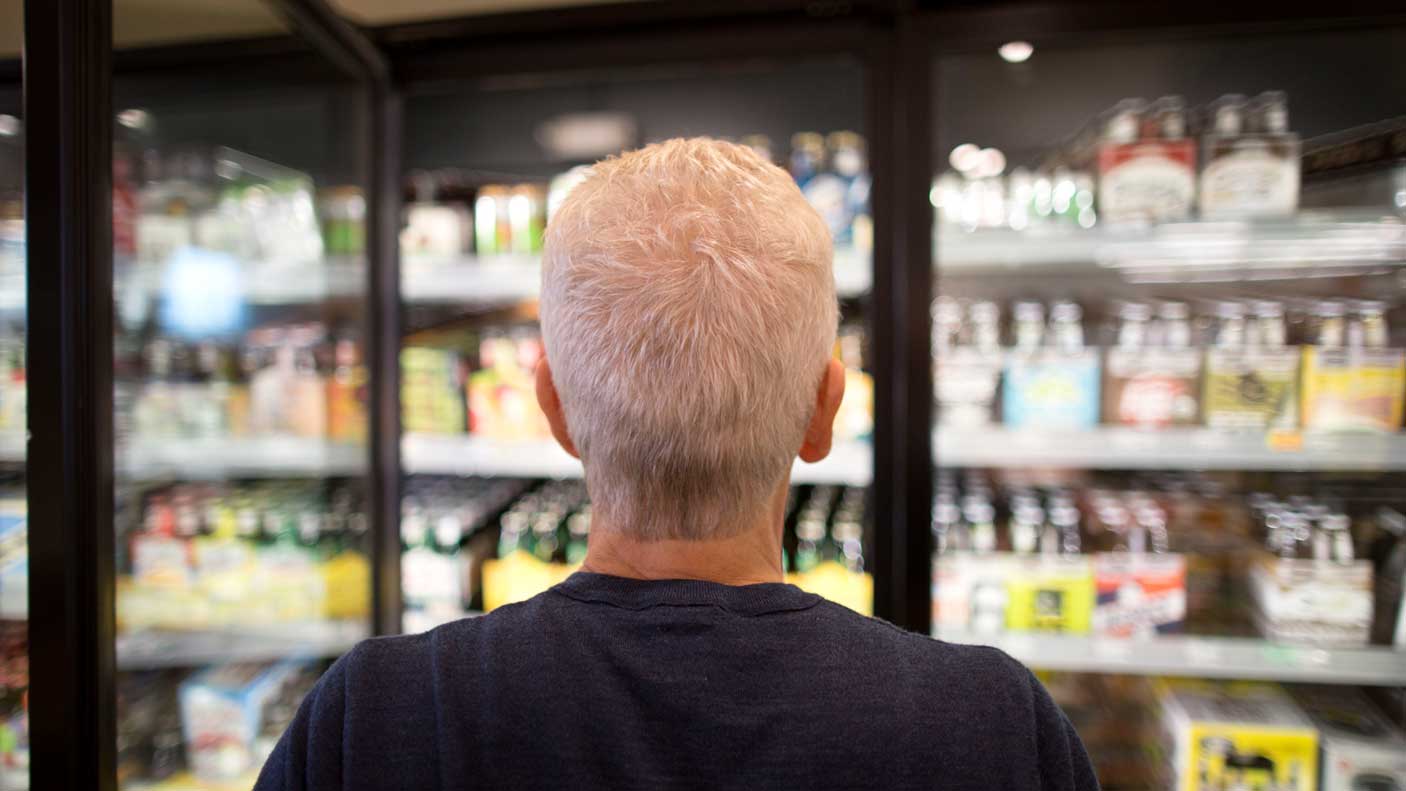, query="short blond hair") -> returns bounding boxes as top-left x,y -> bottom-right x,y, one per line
540,137 -> 837,540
